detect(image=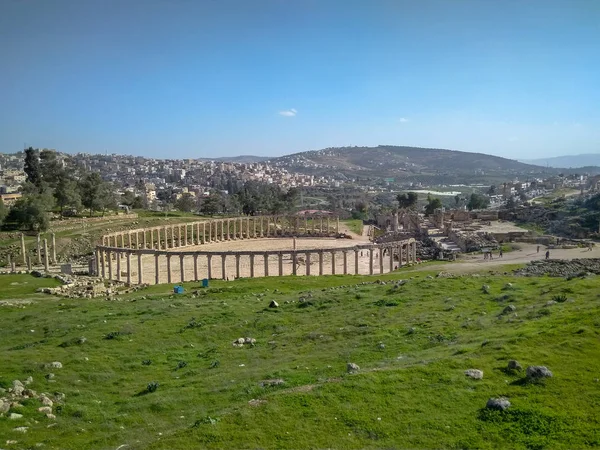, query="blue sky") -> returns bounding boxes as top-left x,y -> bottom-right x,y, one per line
1,0 -> 598,159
